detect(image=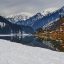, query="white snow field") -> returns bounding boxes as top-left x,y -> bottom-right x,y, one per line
0,39 -> 64,64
